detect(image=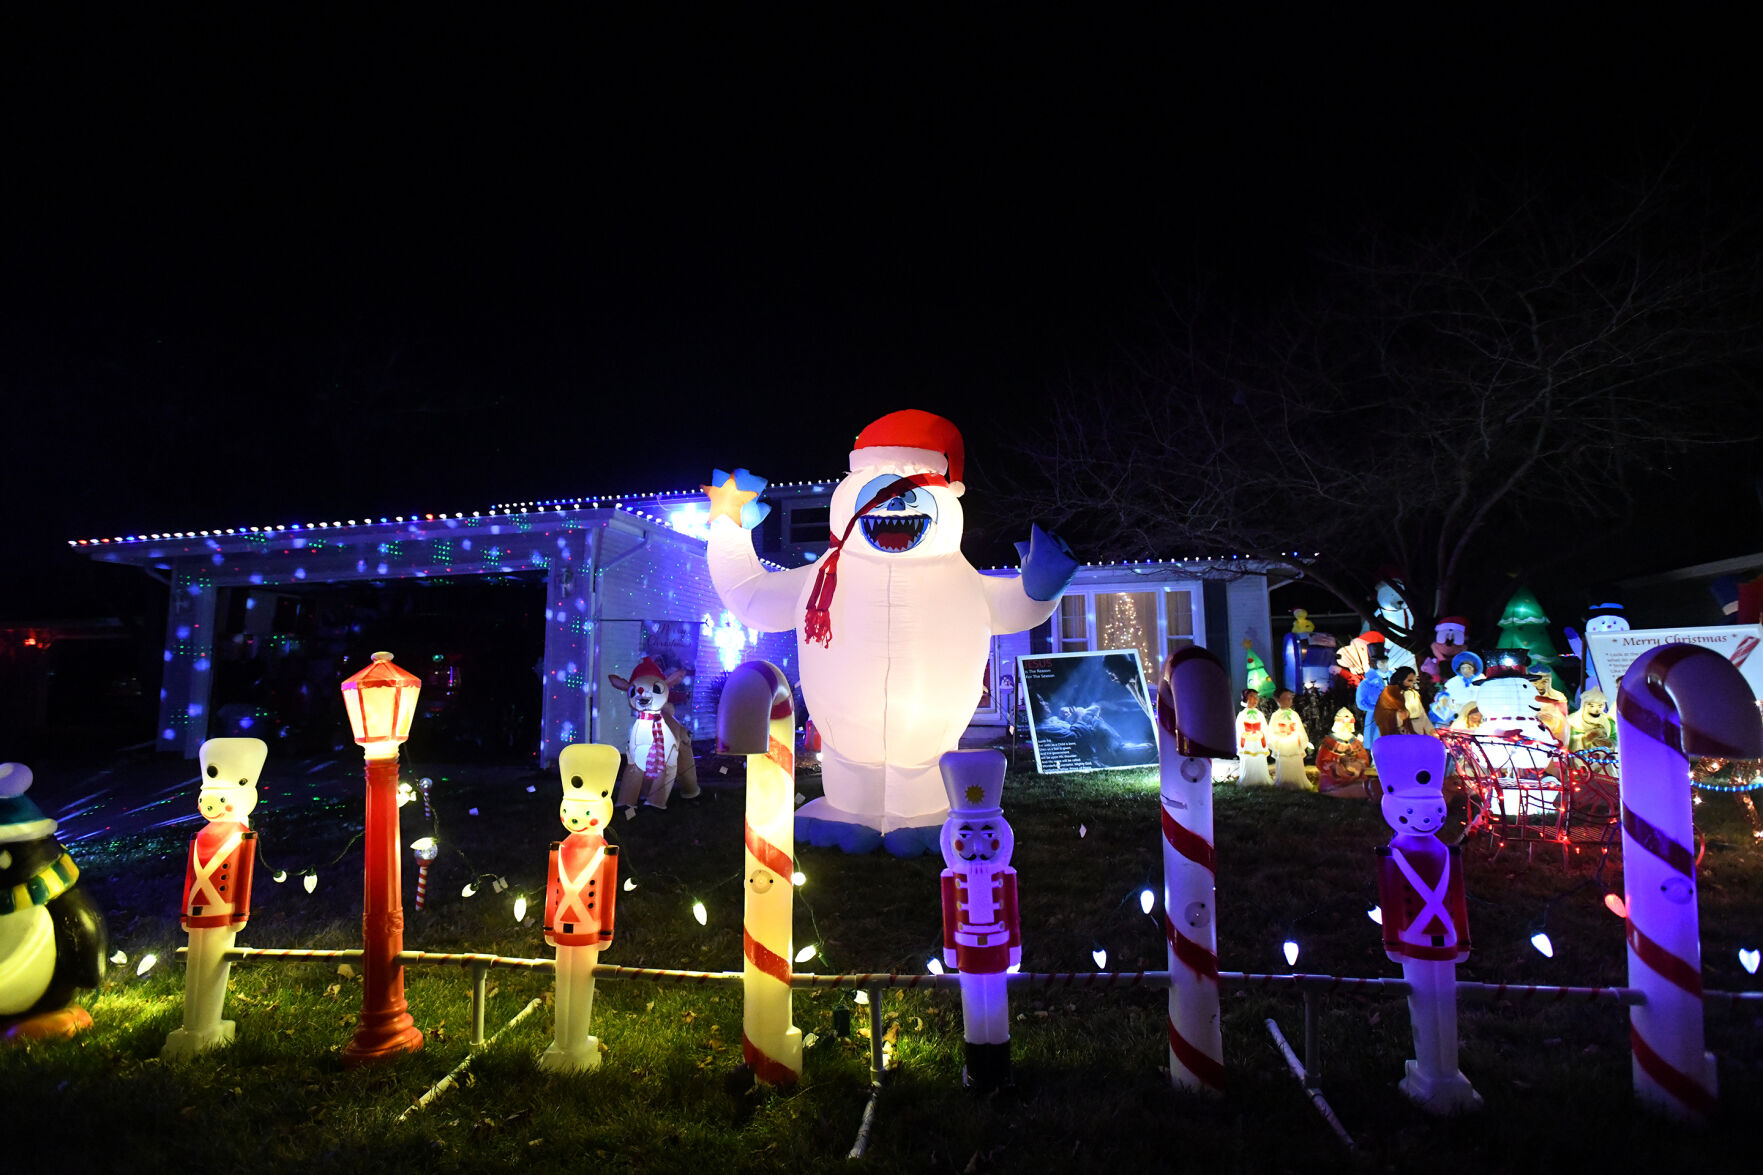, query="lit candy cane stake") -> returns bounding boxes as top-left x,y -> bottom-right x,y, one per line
539,744 -> 620,1073
410,838 -> 438,912
1617,644 -> 1763,1121
718,660 -> 802,1086
162,738 -> 263,1061
1155,648 -> 1234,1092
1372,734 -> 1480,1115
937,749 -> 1020,1091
